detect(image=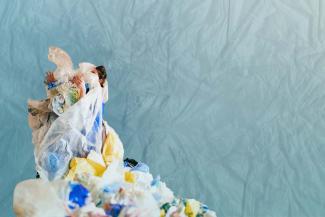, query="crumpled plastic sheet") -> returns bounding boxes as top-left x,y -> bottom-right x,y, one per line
36,85 -> 104,180
1,0 -> 325,216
